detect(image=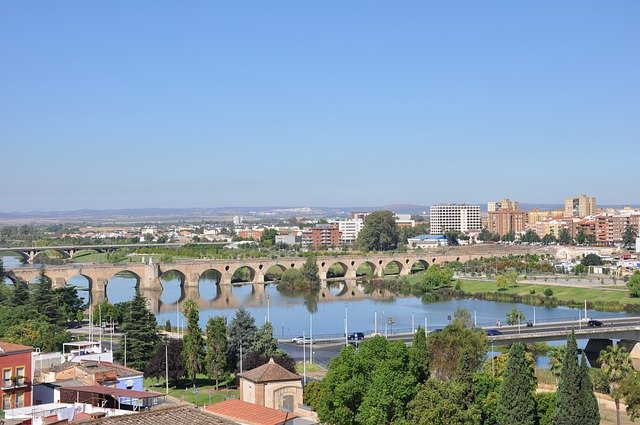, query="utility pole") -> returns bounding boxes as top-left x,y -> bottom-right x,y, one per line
240,343 -> 243,373
165,343 -> 169,395
303,330 -> 306,385
310,314 -> 313,365
411,313 -> 415,333
124,334 -> 127,367
374,311 -> 378,334
344,305 -> 348,346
